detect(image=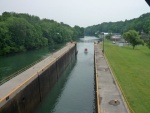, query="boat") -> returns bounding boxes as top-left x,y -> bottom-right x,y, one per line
84,48 -> 88,53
